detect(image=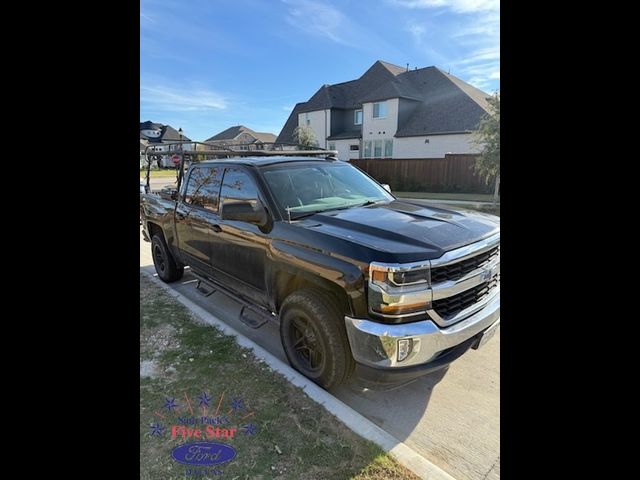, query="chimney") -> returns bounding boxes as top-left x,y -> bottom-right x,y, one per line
406,63 -> 409,72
